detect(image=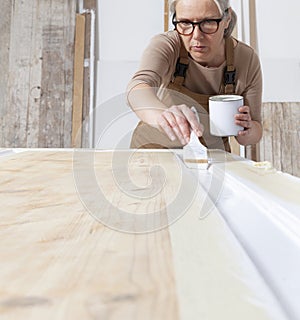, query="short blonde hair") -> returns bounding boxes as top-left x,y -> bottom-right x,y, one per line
169,0 -> 237,38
